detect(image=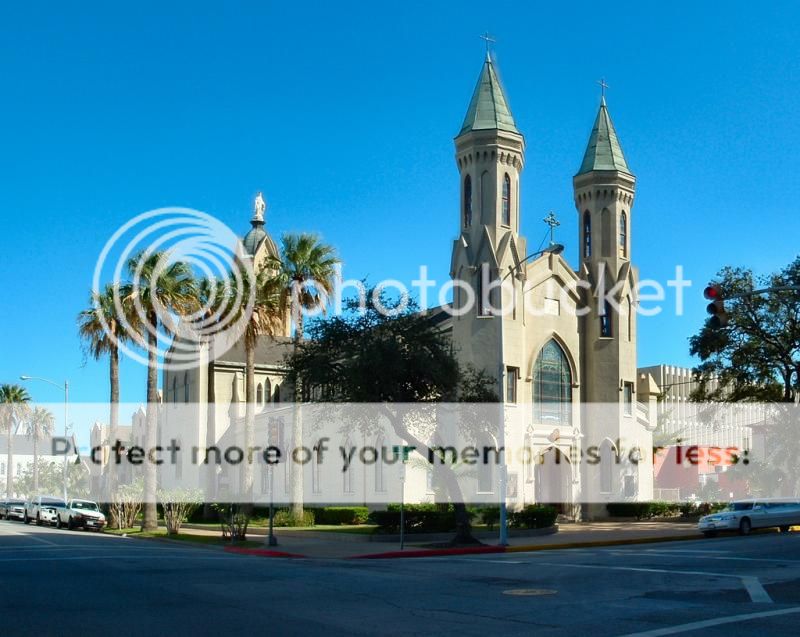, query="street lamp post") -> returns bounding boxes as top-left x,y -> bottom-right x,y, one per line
491,243 -> 564,546
20,375 -> 69,501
